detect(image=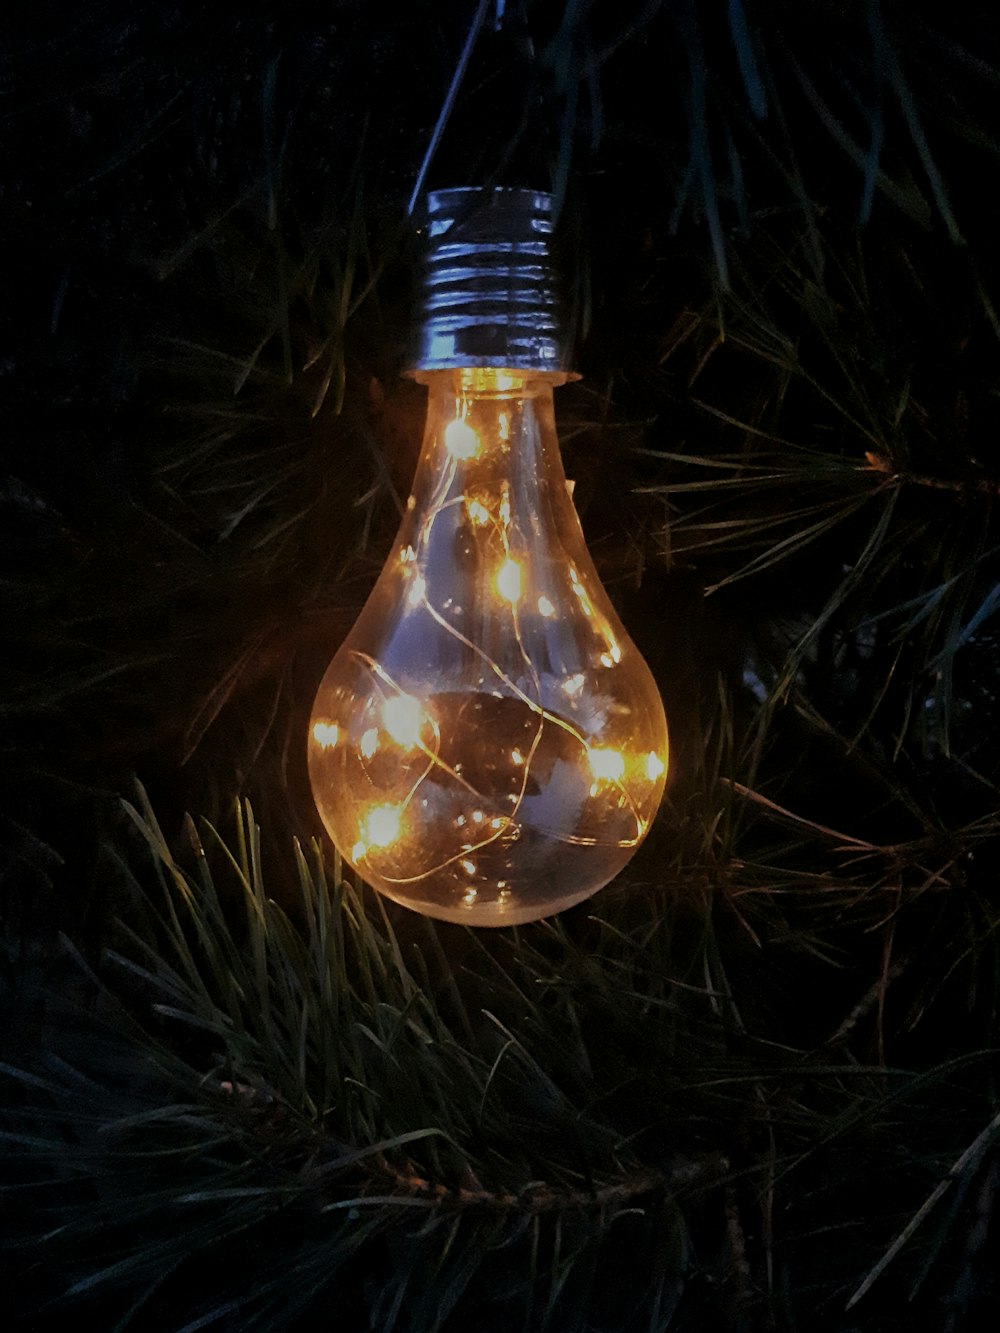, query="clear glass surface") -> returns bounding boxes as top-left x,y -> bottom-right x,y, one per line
308,369 -> 668,924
